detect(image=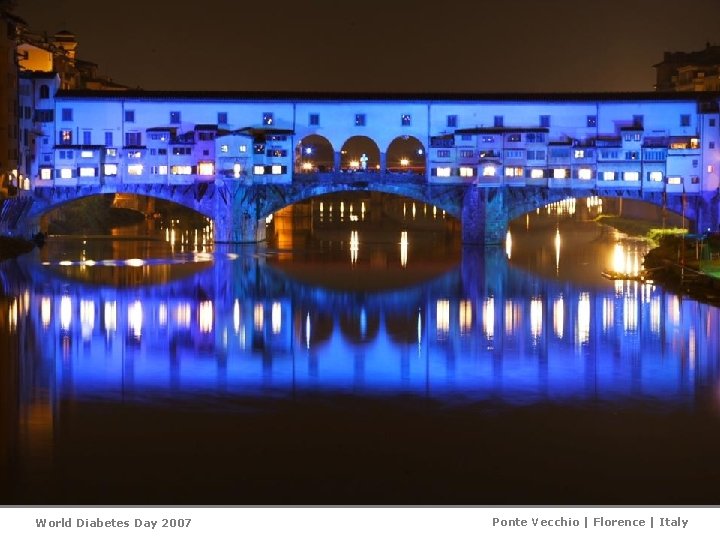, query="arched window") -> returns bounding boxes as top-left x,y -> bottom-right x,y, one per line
39,85 -> 50,99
